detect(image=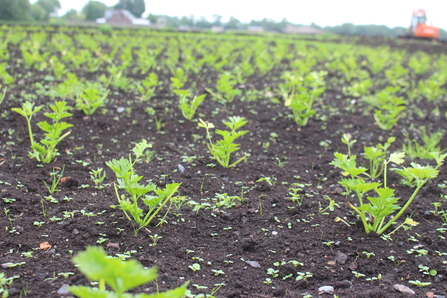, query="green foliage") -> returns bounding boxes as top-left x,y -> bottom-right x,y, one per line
51,73 -> 83,99
0,272 -> 19,298
106,65 -> 131,91
331,151 -> 446,234
0,62 -> 15,85
0,85 -> 6,105
366,47 -> 390,74
11,101 -> 43,148
115,0 -> 145,18
363,137 -> 395,179
136,73 -> 158,101
0,0 -> 31,21
402,127 -> 444,160
76,85 -> 109,115
43,166 -> 65,194
106,140 -> 182,229
407,51 -> 431,75
13,101 -> 72,163
342,79 -> 371,97
357,187 -> 400,233
30,101 -> 73,163
284,71 -> 326,126
36,0 -> 60,14
207,72 -> 241,103
177,91 -> 205,121
199,116 -> 248,168
371,89 -> 407,130
329,153 -> 367,178
68,246 -> 187,298
82,0 -> 107,21
417,72 -> 447,102
31,4 -> 48,22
